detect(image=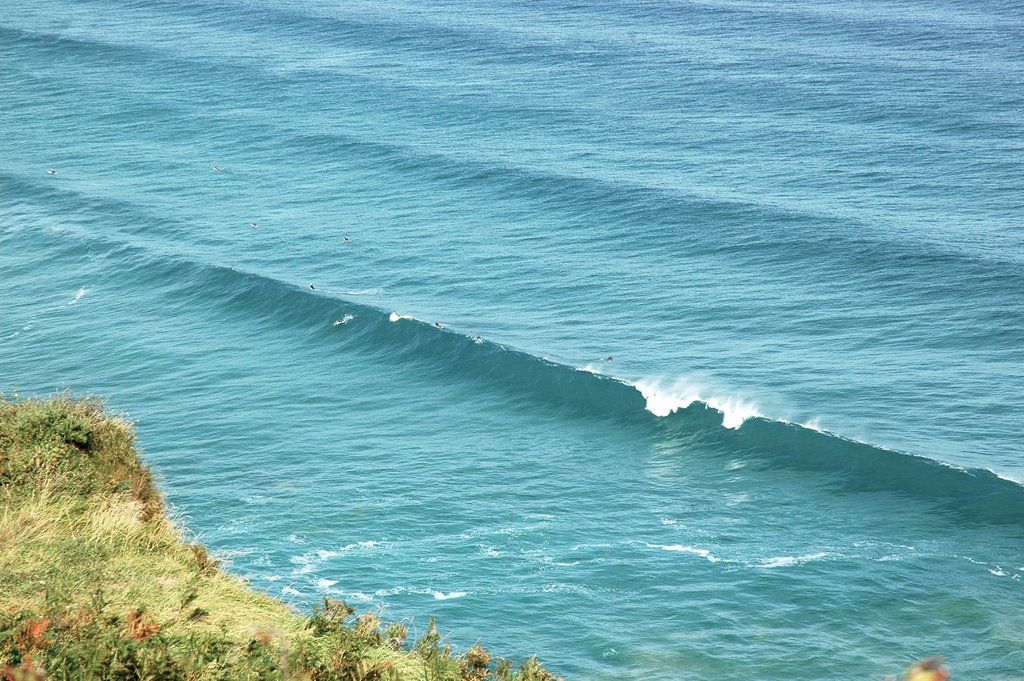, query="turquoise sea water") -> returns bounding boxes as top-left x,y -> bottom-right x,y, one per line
2,0 -> 1023,677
